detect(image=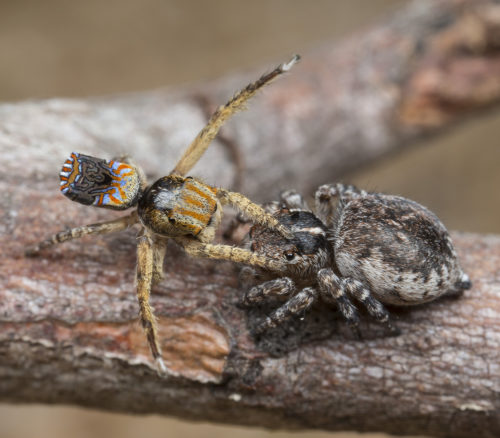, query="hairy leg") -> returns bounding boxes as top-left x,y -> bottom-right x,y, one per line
253,287 -> 318,334
136,231 -> 166,374
317,268 -> 398,335
342,276 -> 399,335
151,238 -> 168,285
315,183 -> 366,227
175,237 -> 286,272
241,277 -> 296,306
216,188 -> 293,239
316,268 -> 360,329
171,55 -> 300,177
25,211 -> 138,255
279,189 -> 310,211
